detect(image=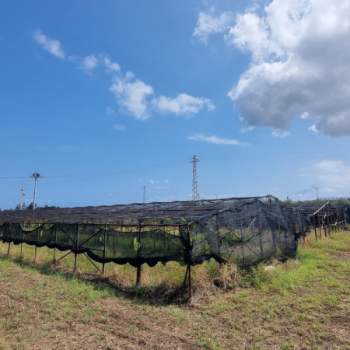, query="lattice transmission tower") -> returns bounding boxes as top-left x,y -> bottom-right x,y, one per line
31,172 -> 41,210
191,155 -> 200,201
19,186 -> 25,210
